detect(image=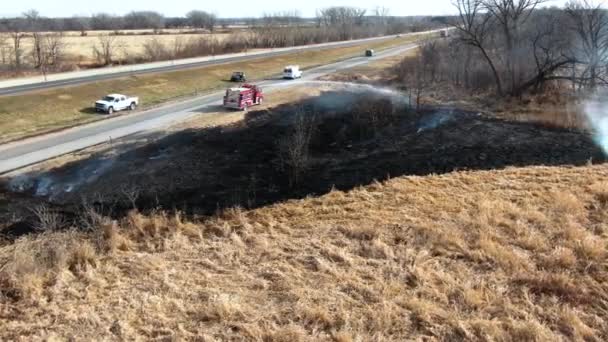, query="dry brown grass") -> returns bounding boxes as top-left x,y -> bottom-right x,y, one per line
319,48 -> 418,84
2,164 -> 608,340
18,32 -> 235,63
419,79 -> 592,131
487,91 -> 590,130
